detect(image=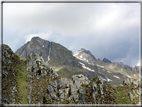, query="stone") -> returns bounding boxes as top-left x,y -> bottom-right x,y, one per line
68,95 -> 73,103
70,84 -> 78,95
129,92 -> 133,101
92,82 -> 98,103
41,70 -> 47,76
49,80 -> 57,89
3,70 -> 8,78
132,81 -> 138,88
79,86 -> 86,95
73,94 -> 79,103
27,74 -> 32,80
99,84 -> 103,96
79,93 -> 86,102
58,78 -> 72,89
27,95 -> 32,104
92,82 -> 97,92
72,74 -> 90,89
47,85 -> 57,100
135,90 -> 139,95
133,90 -> 138,98
123,78 -> 132,86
